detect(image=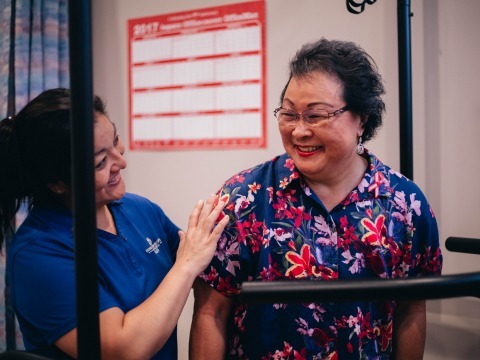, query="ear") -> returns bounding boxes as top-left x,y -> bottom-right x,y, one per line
47,181 -> 69,195
357,115 -> 368,136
